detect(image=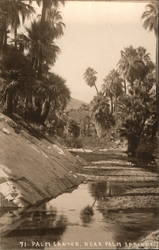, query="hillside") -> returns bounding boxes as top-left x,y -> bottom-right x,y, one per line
66,97 -> 86,111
